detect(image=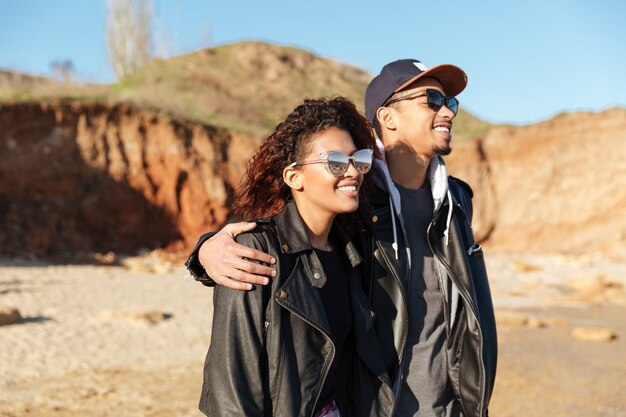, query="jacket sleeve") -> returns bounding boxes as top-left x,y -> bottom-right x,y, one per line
449,176 -> 498,407
199,231 -> 273,416
449,176 -> 474,224
185,232 -> 217,286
